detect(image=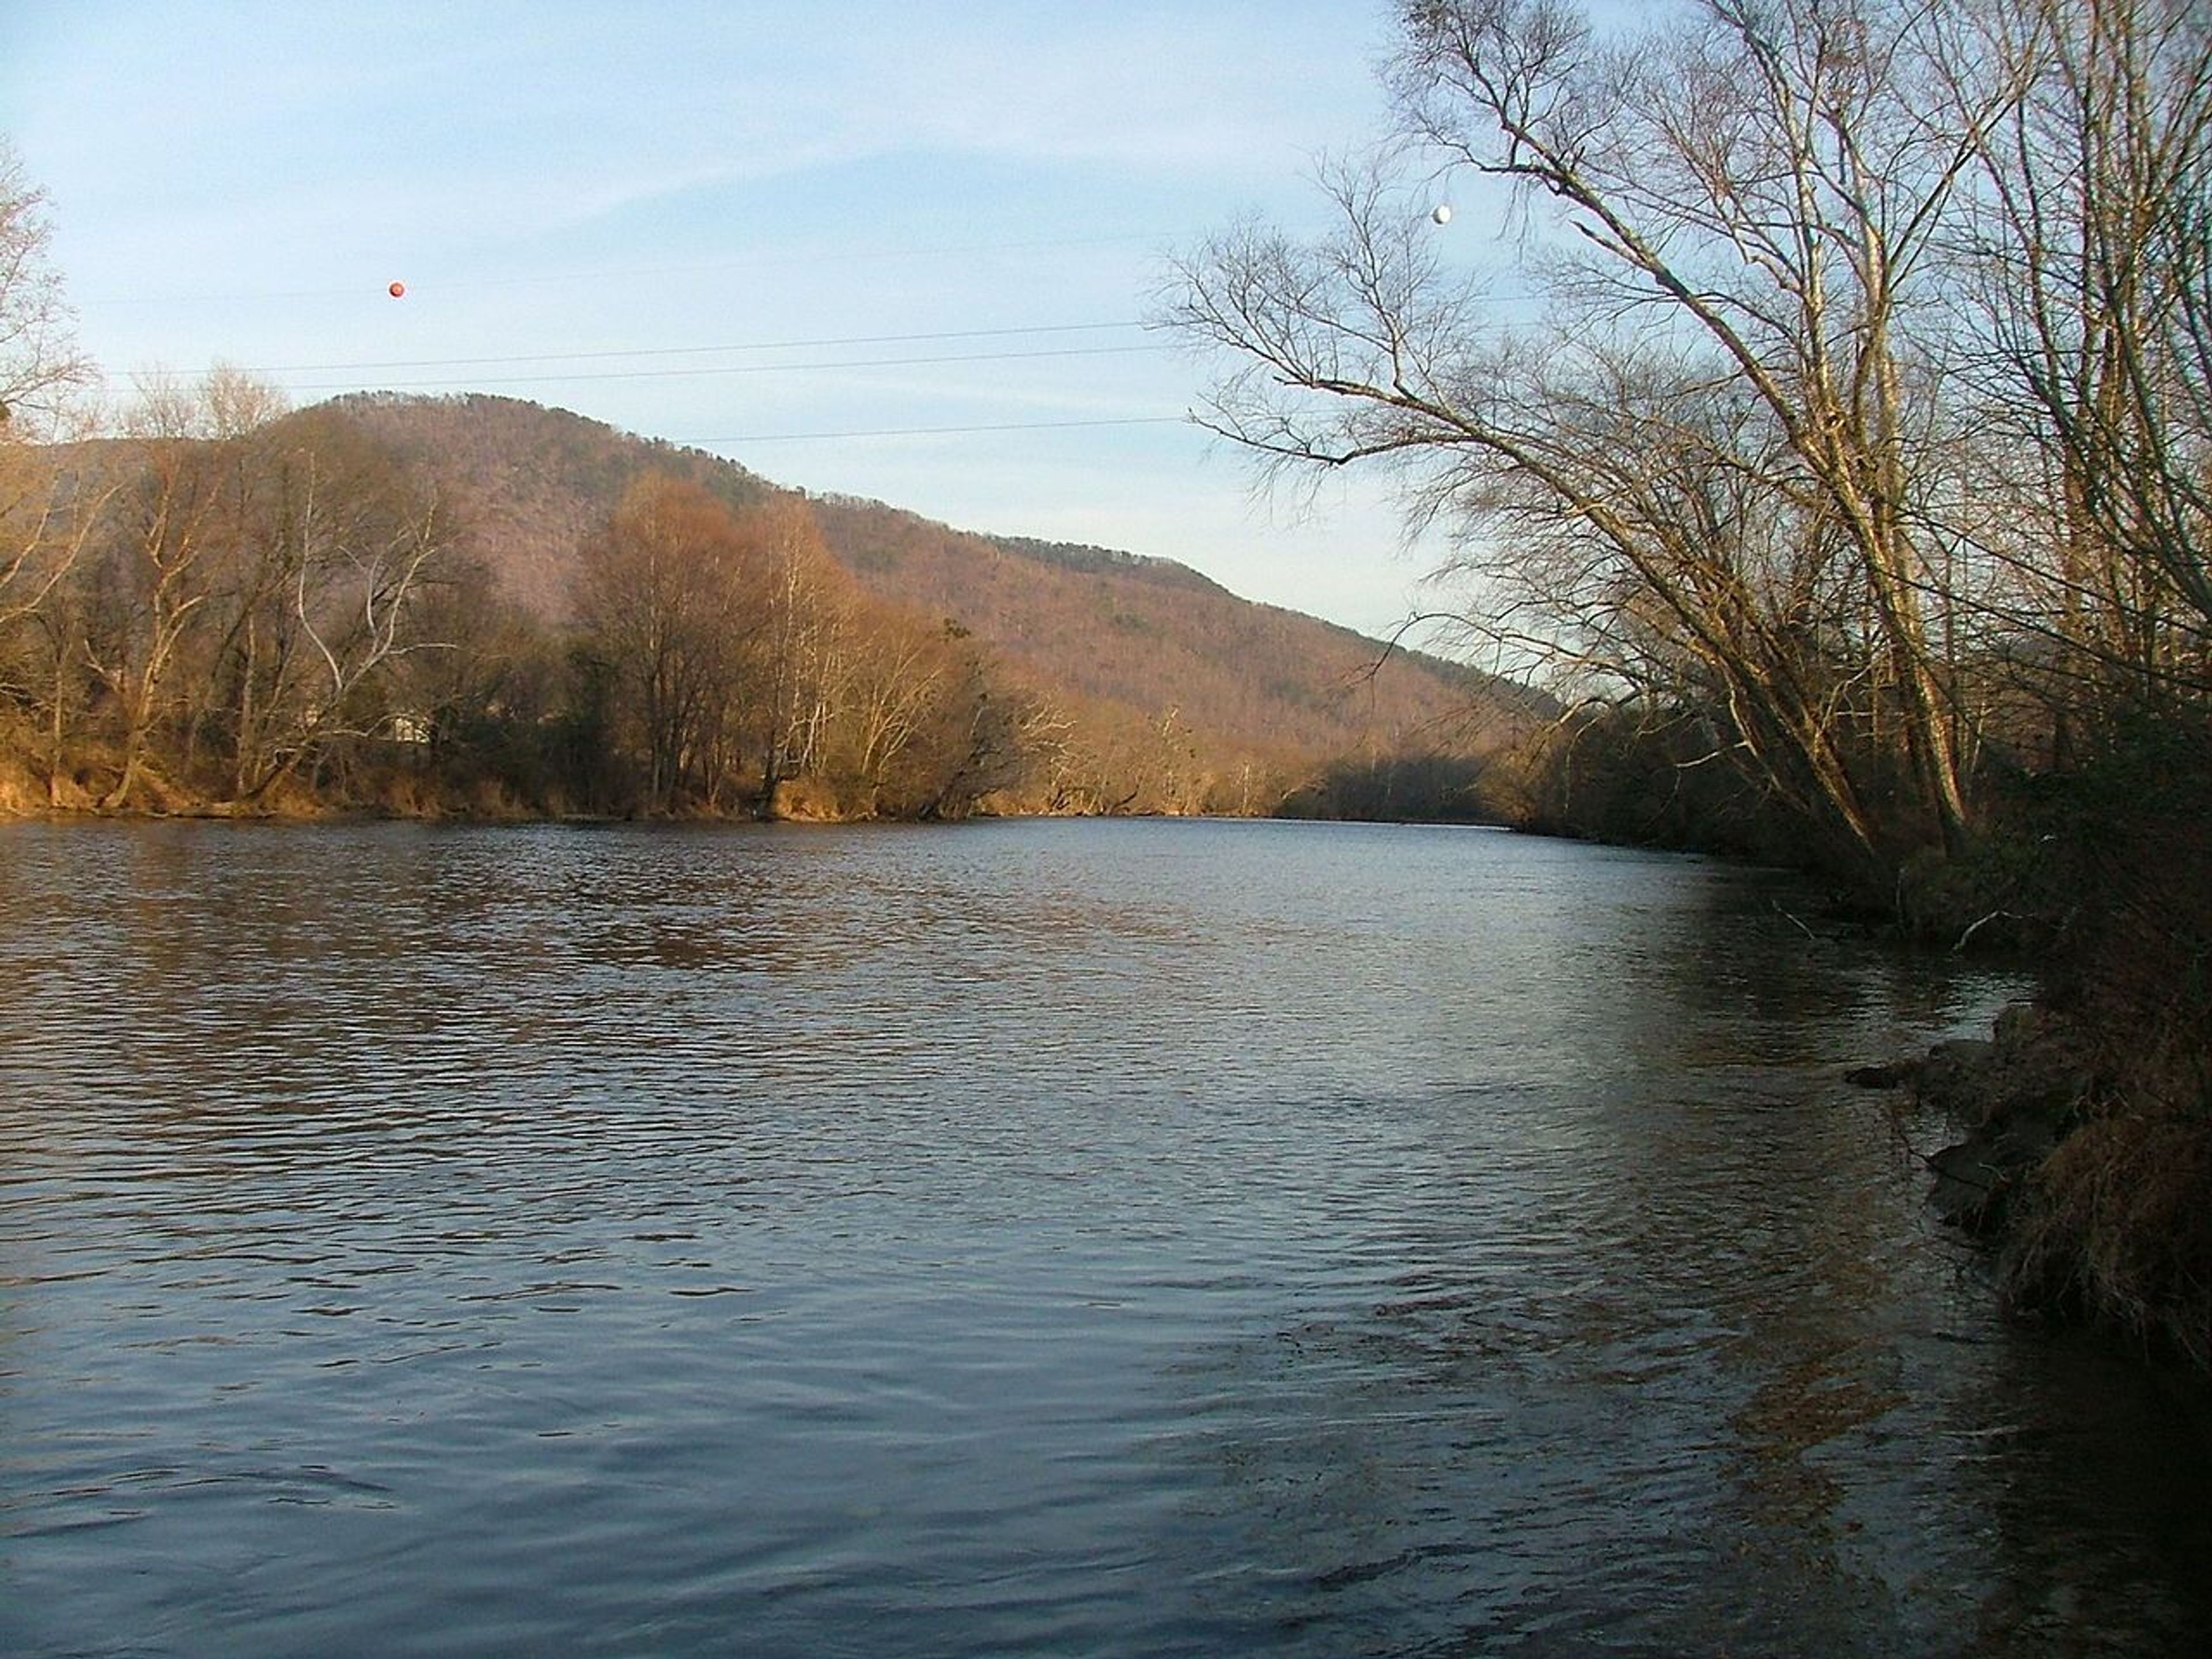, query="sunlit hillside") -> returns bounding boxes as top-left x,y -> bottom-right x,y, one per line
325,392 -> 1543,809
